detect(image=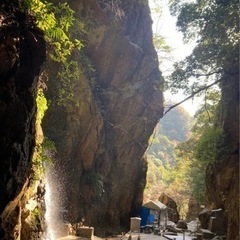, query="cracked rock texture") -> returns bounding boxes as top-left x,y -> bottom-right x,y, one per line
43,0 -> 164,235
0,1 -> 46,239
